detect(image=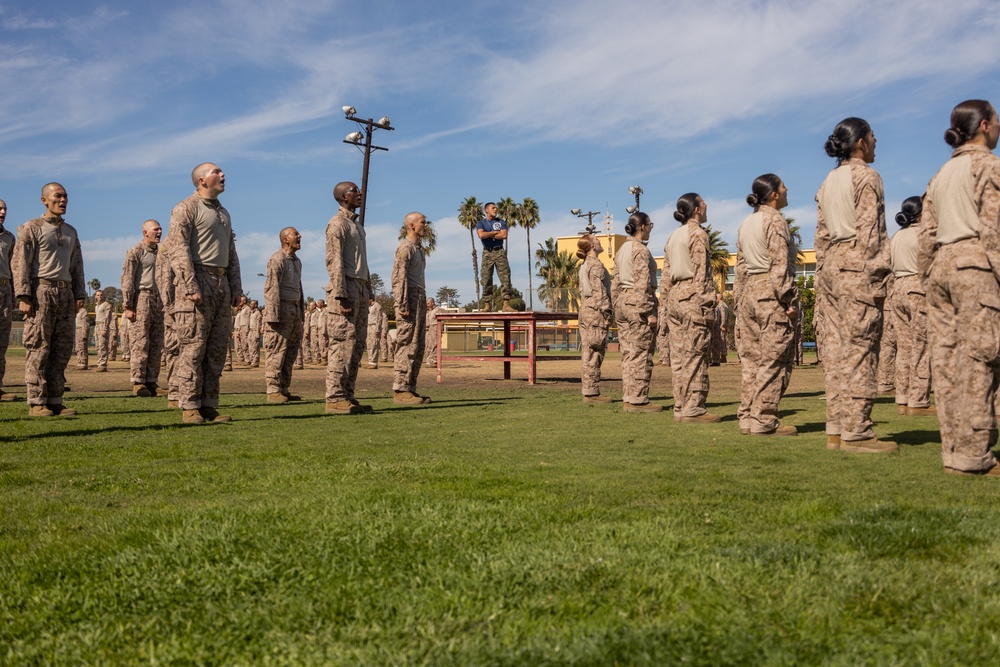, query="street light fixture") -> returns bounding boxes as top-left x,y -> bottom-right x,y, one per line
571,208 -> 601,234
625,185 -> 643,214
342,105 -> 394,228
